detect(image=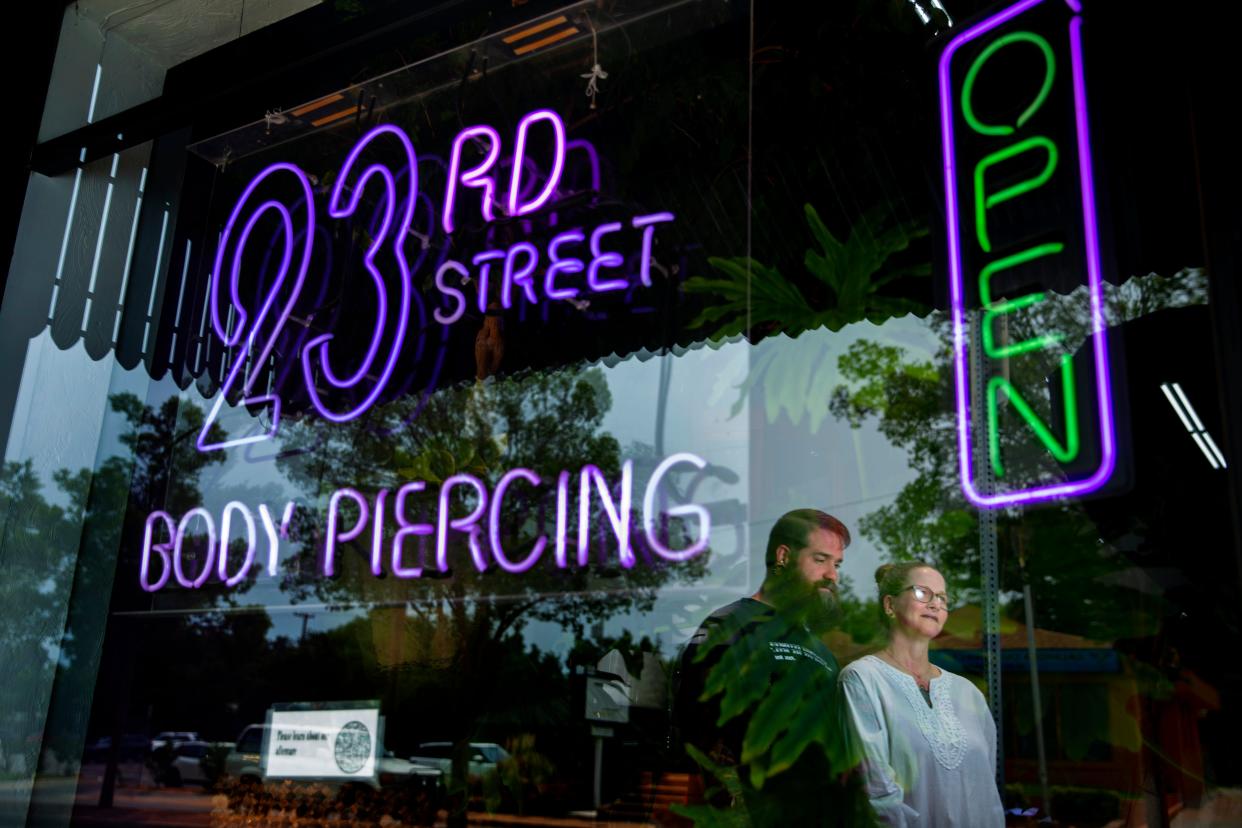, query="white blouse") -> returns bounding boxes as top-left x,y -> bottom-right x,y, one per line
840,655 -> 1005,827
